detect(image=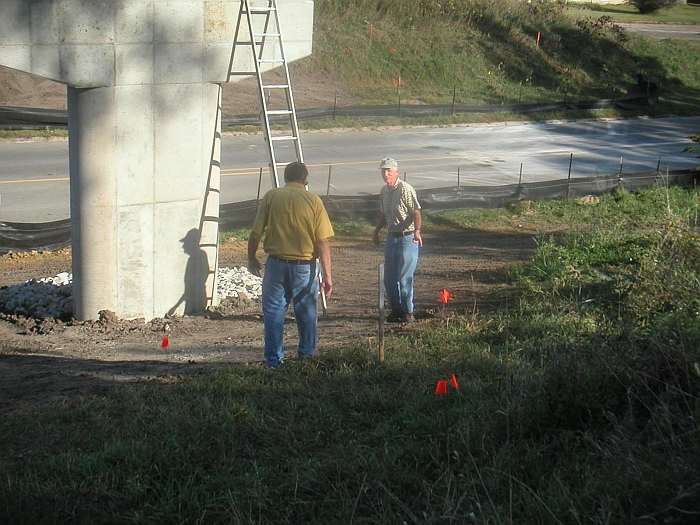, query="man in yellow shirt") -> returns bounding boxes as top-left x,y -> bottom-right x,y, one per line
248,162 -> 334,368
